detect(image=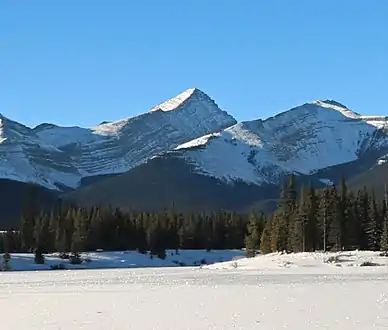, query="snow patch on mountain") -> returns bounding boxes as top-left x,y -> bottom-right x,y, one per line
173,101 -> 388,185
1,90 -> 387,191
360,116 -> 388,129
313,100 -> 360,119
175,133 -> 220,150
149,88 -> 197,112
175,123 -> 287,185
319,178 -> 334,185
1,88 -> 236,190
